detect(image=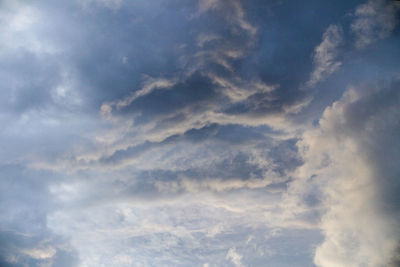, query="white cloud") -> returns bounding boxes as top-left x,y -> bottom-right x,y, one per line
197,0 -> 257,36
22,246 -> 56,260
226,247 -> 243,267
1,1 -> 399,266
0,2 -> 58,55
47,191 -> 301,266
198,0 -> 220,13
306,0 -> 400,87
206,73 -> 276,103
307,25 -> 343,87
292,83 -> 400,266
197,33 -> 220,47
